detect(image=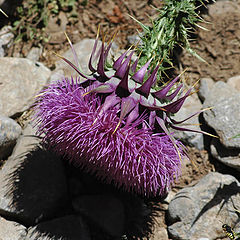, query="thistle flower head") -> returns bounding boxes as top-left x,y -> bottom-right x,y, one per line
33,32 -> 204,196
